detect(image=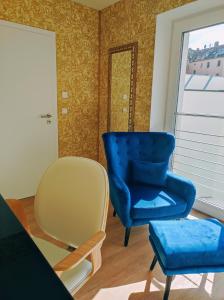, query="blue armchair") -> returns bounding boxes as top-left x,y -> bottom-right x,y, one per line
102,132 -> 196,246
